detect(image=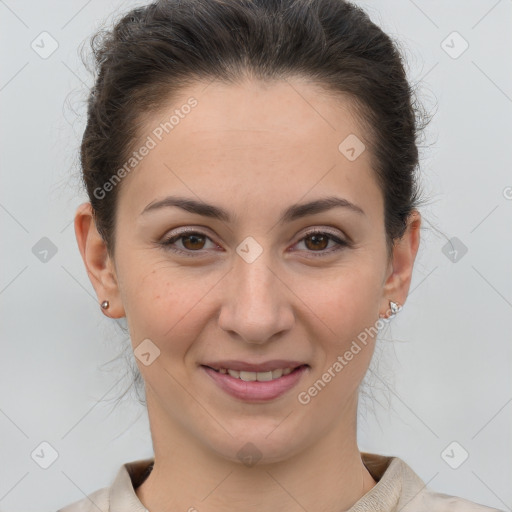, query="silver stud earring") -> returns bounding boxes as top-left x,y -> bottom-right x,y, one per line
389,300 -> 400,316
101,300 -> 110,310
379,300 -> 401,319
386,300 -> 401,319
